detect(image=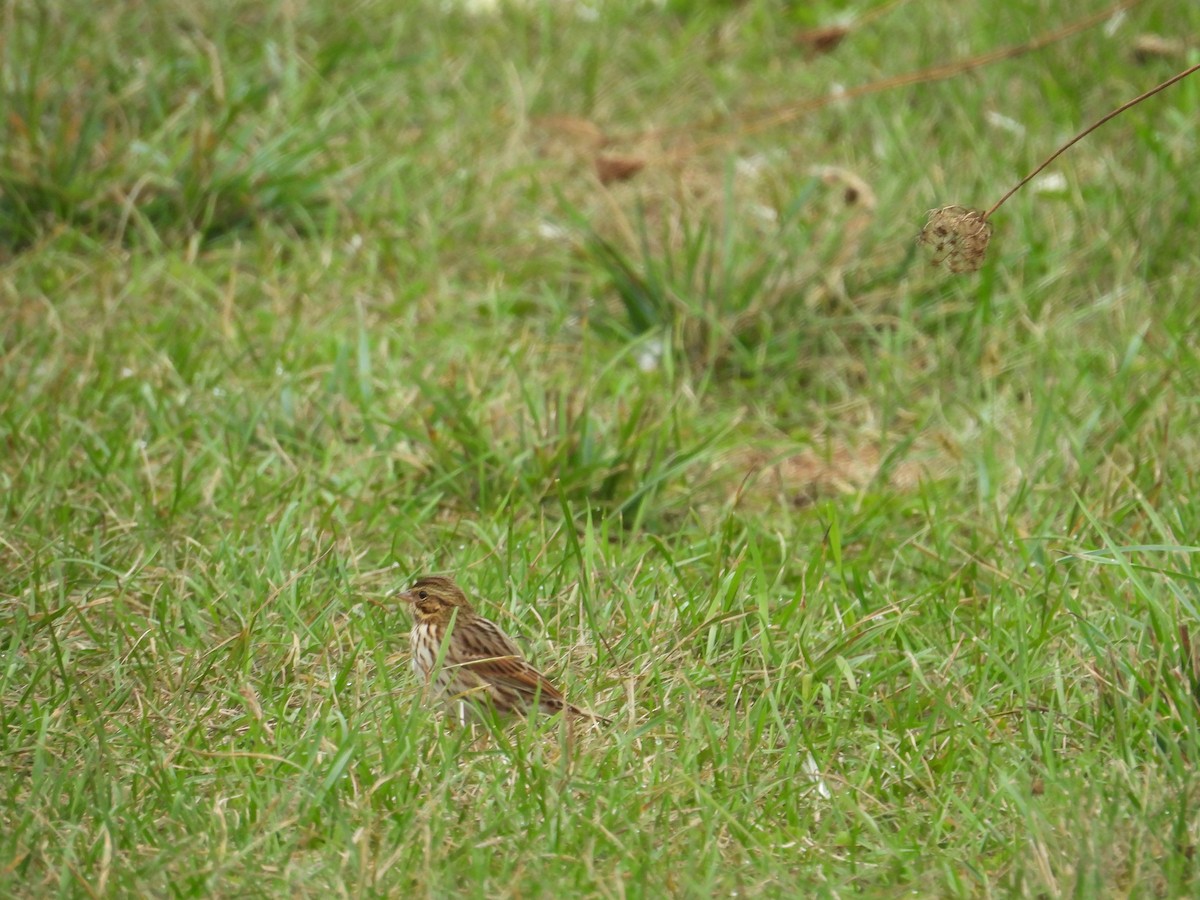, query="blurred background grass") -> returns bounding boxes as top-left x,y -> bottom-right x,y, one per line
3,0 -> 1200,895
